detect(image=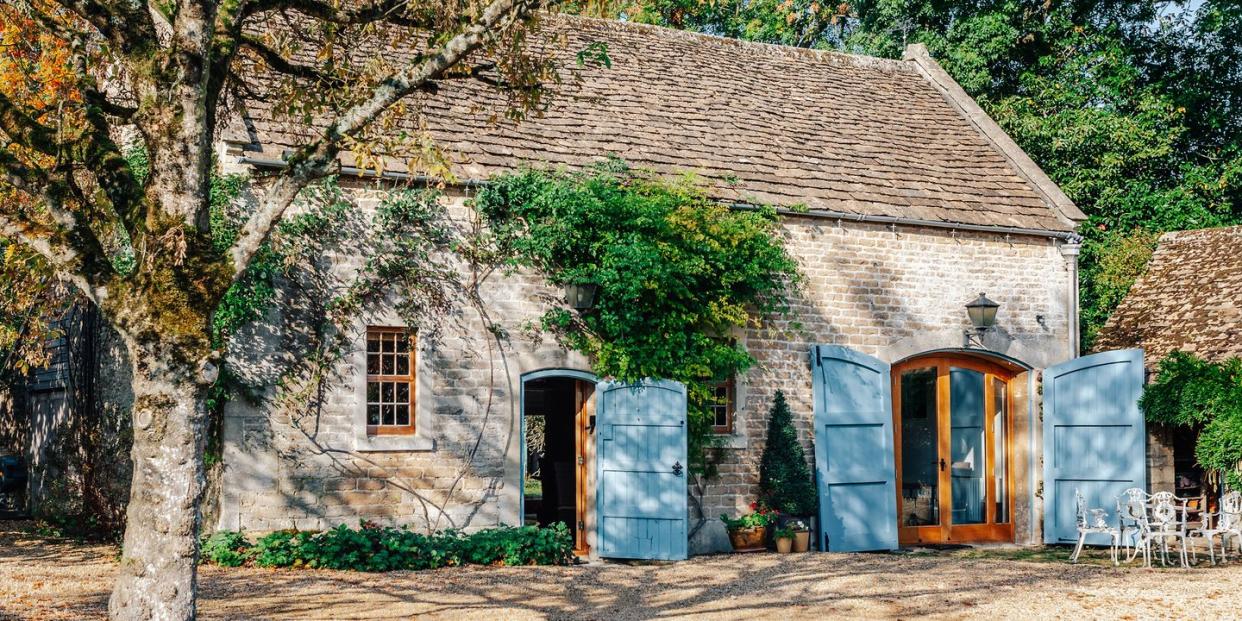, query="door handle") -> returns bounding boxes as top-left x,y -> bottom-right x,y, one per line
939,458 -> 946,472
